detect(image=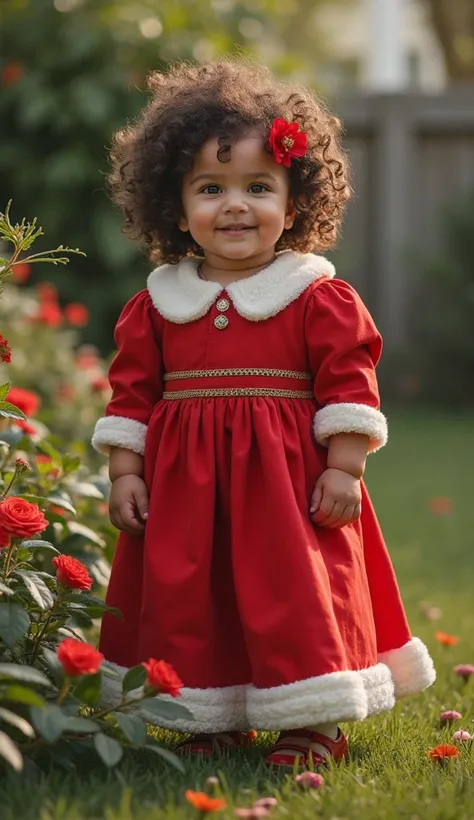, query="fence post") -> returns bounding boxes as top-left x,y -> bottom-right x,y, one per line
371,94 -> 413,349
